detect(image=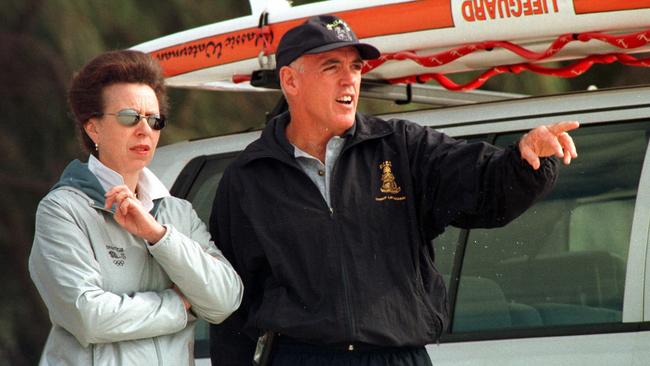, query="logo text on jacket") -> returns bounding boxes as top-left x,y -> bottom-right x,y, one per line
106,245 -> 126,266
